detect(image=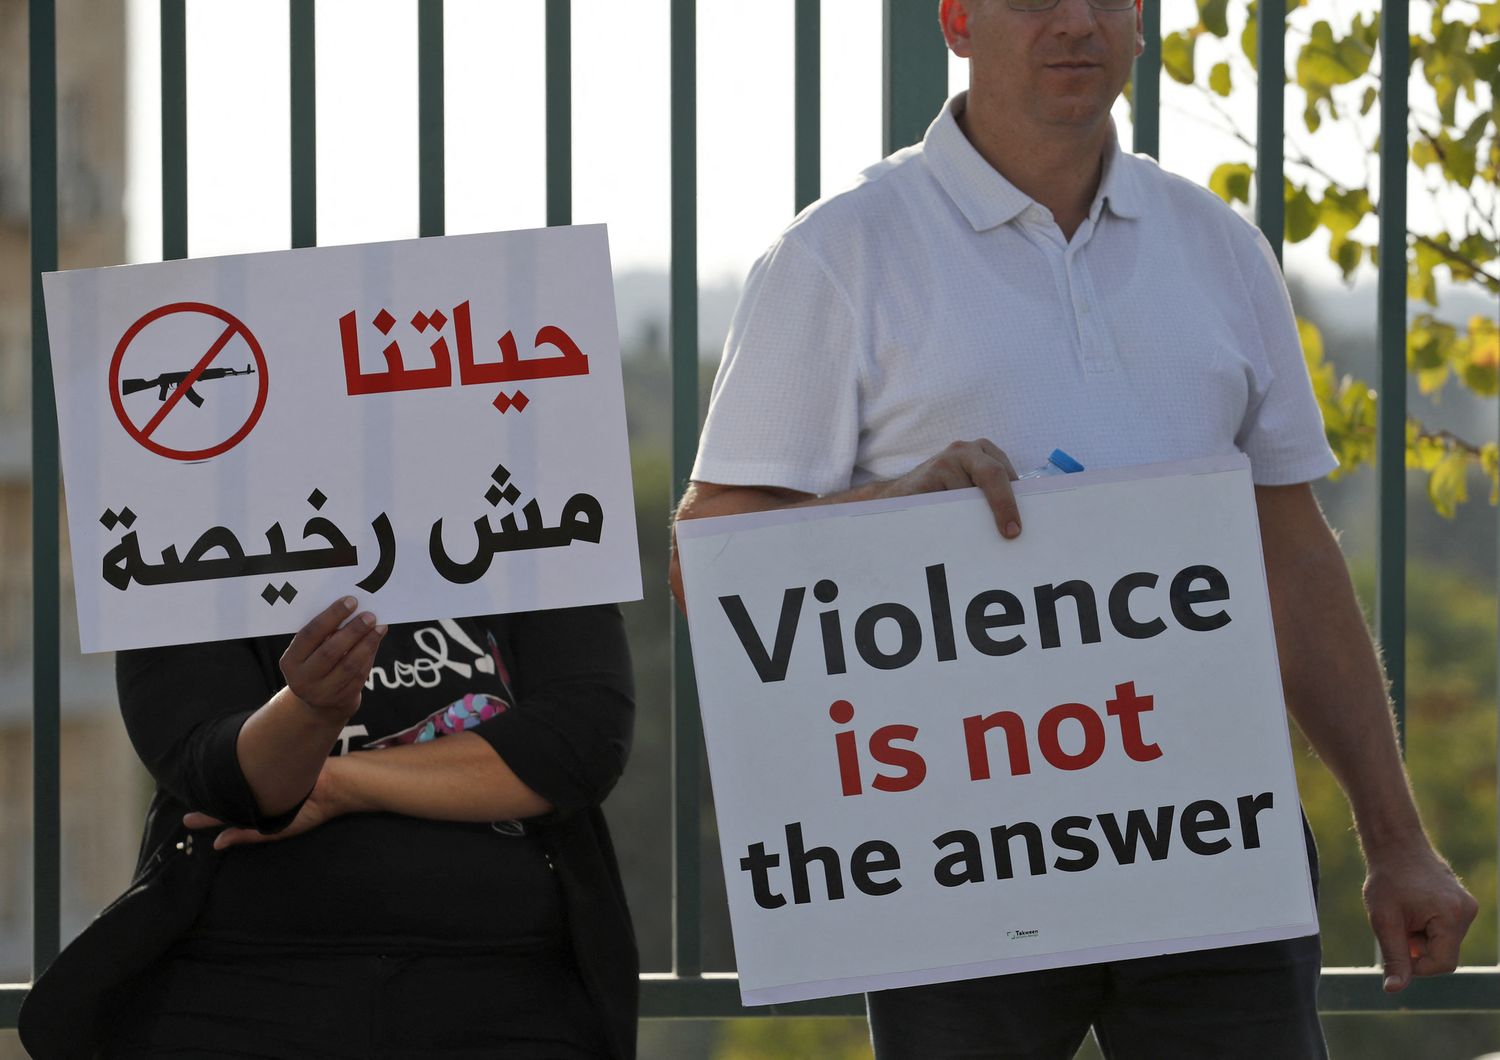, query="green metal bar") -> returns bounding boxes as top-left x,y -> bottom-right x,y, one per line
1376,0 -> 1408,748
546,0 -> 572,227
1320,969 -> 1500,1013
29,0 -> 61,980
1131,0 -> 1160,159
670,0 -> 702,980
0,987 -> 23,1024
640,975 -> 865,1018
418,0 -> 444,237
633,969 -> 1500,1018
9,969 -> 1500,1026
161,0 -> 187,260
882,0 -> 947,155
794,0 -> 820,213
290,0 -> 316,249
1255,0 -> 1285,263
